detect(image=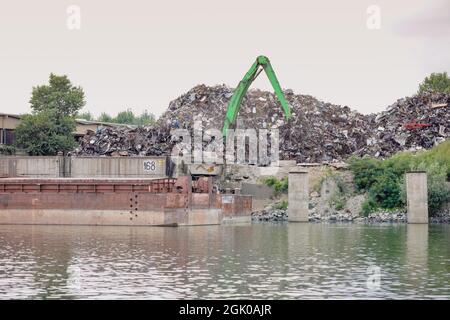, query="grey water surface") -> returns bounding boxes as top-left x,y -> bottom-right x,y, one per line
0,223 -> 448,299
